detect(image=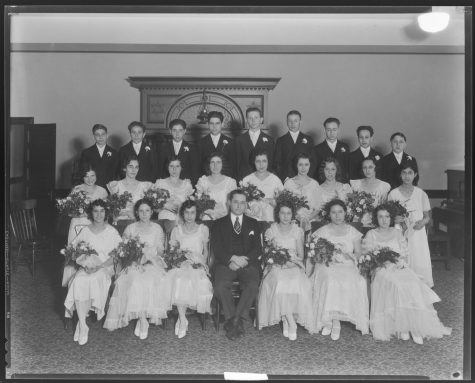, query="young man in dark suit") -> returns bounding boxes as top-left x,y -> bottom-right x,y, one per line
233,107 -> 275,182
118,121 -> 159,182
273,110 -> 315,183
197,111 -> 234,178
212,189 -> 262,340
79,124 -> 119,189
348,125 -> 383,180
381,132 -> 419,189
312,117 -> 350,183
158,119 -> 199,186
